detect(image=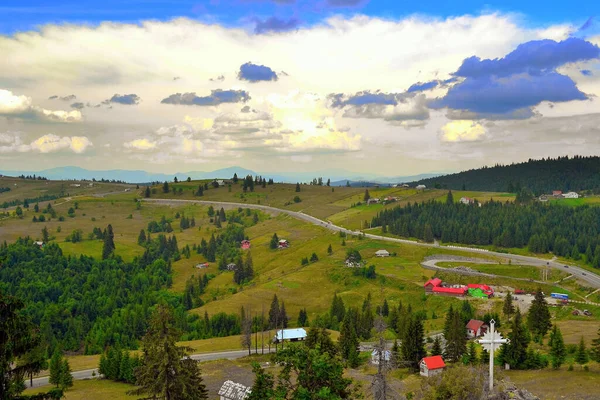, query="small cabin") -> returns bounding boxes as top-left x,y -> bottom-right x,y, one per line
226,263 -> 237,271
420,356 -> 446,377
466,319 -> 488,338
375,249 -> 390,257
278,239 -> 289,249
424,278 -> 442,292
274,328 -> 306,343
195,262 -> 209,269
241,240 -> 251,250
